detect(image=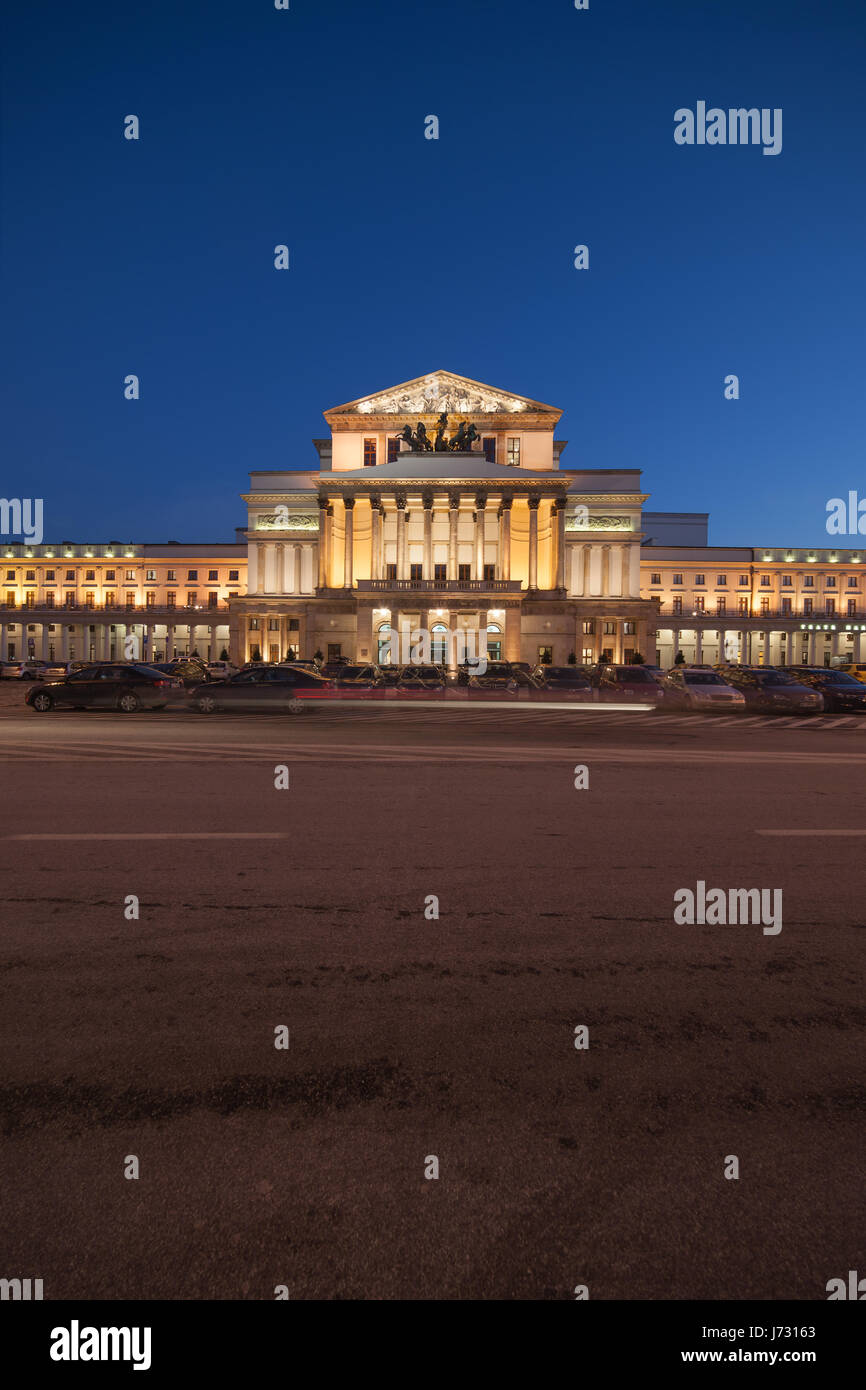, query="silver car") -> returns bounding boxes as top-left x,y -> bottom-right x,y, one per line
663,667 -> 746,710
